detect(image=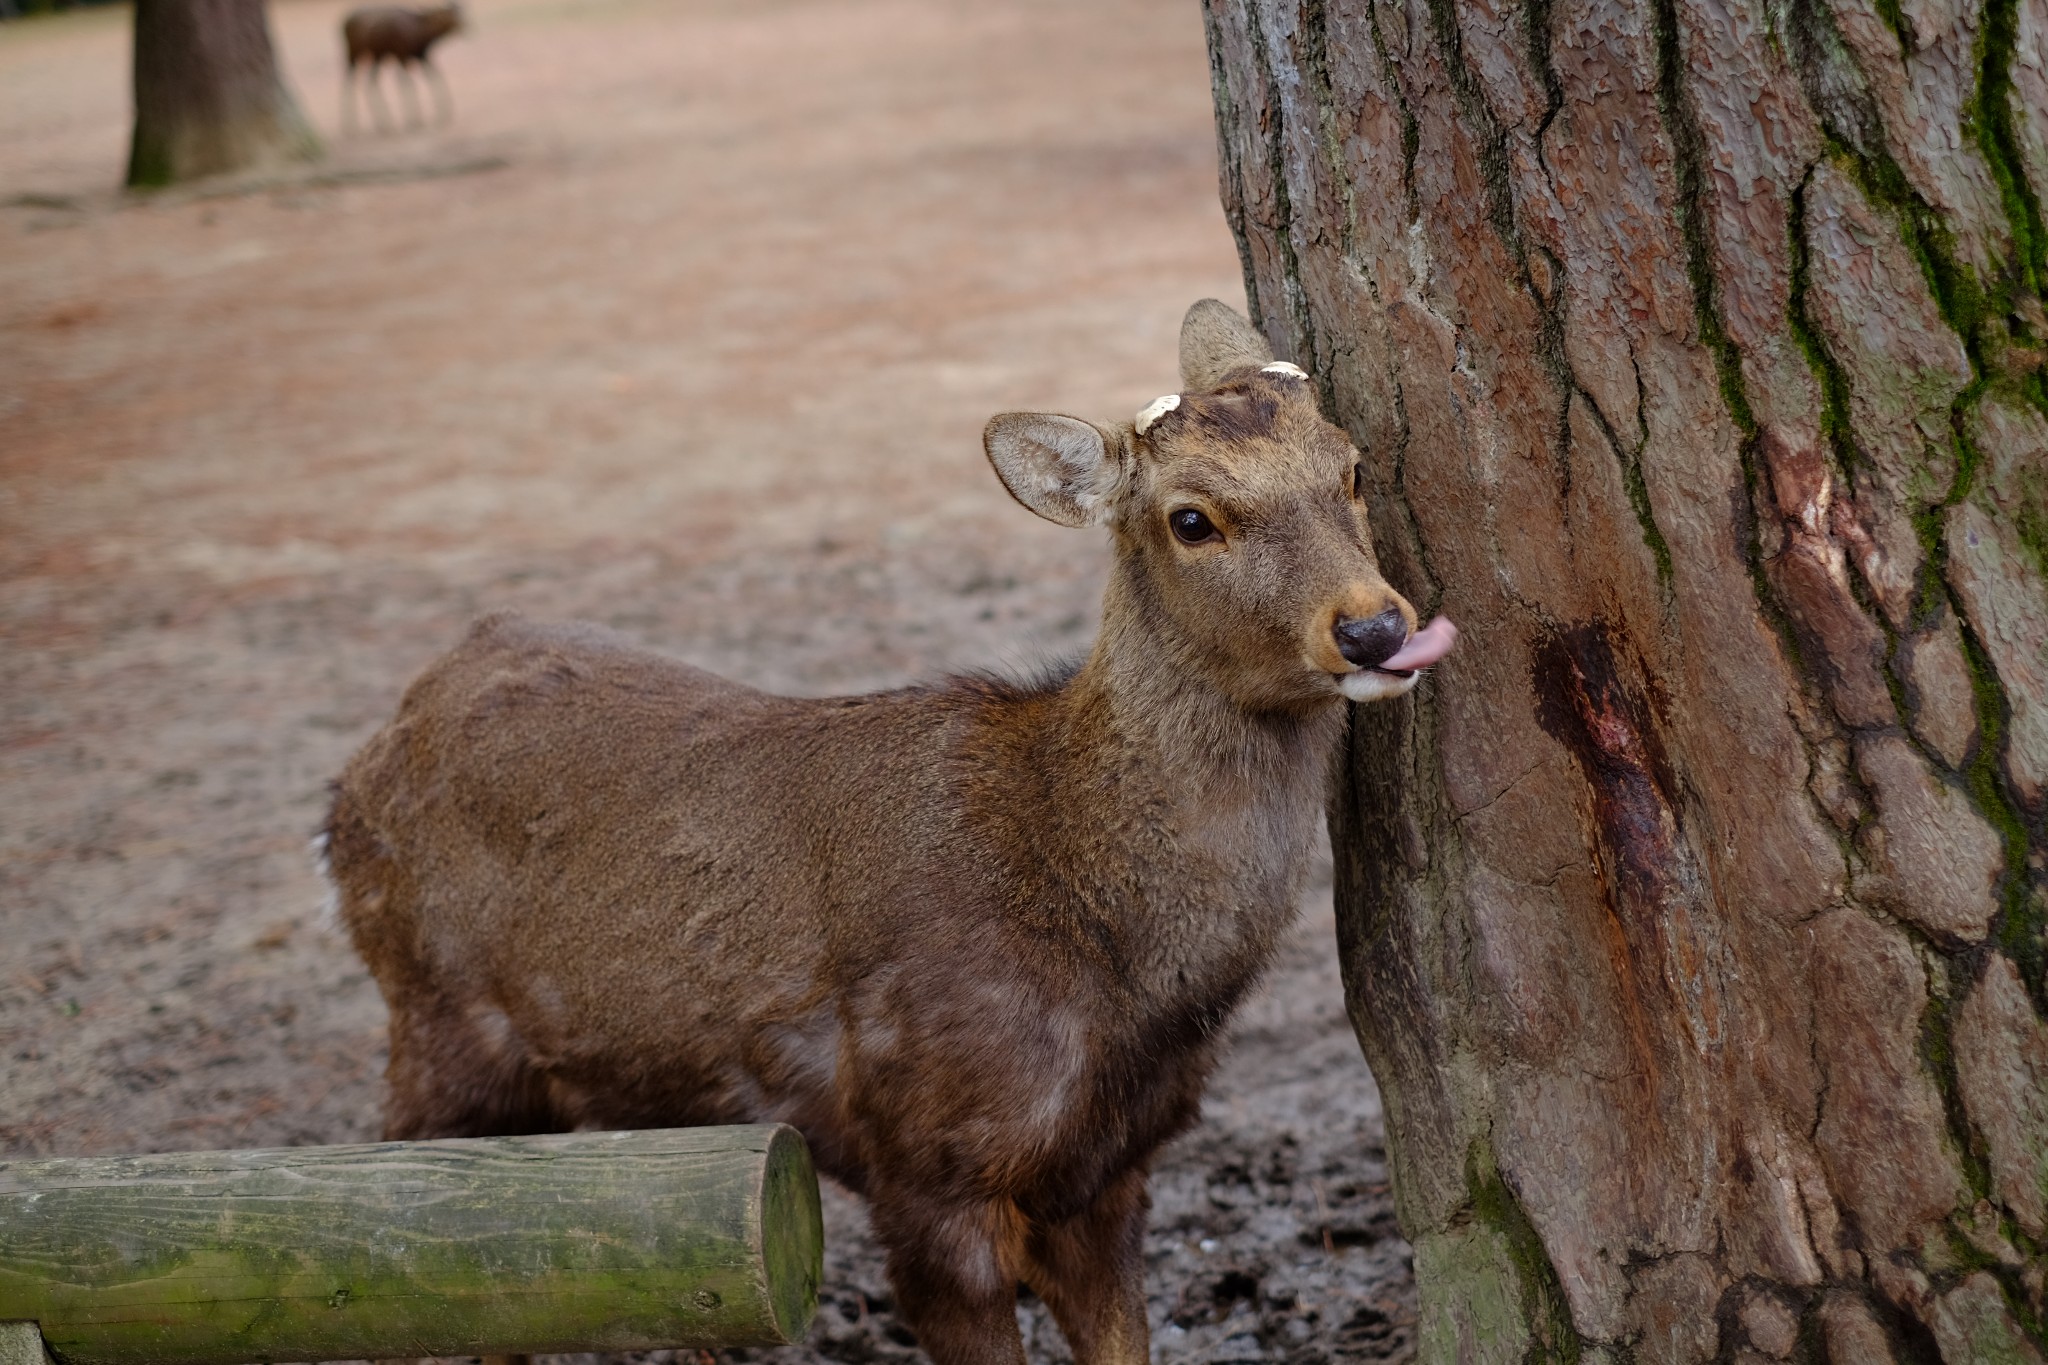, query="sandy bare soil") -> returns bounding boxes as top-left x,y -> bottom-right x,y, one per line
0,0 -> 1417,1358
